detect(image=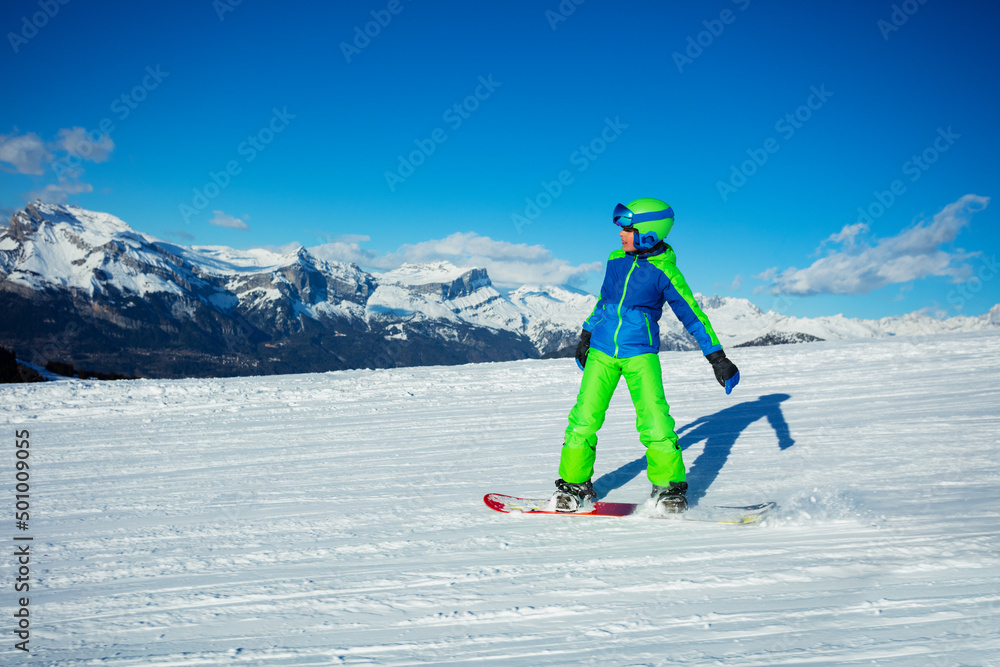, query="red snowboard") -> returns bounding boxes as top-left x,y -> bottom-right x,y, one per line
484,493 -> 775,524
